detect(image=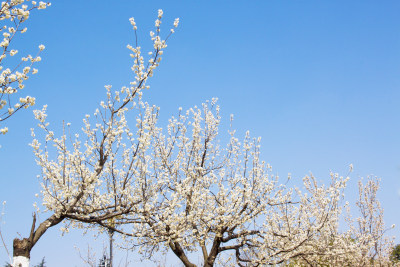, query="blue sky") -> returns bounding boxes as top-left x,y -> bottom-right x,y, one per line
0,1 -> 399,266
